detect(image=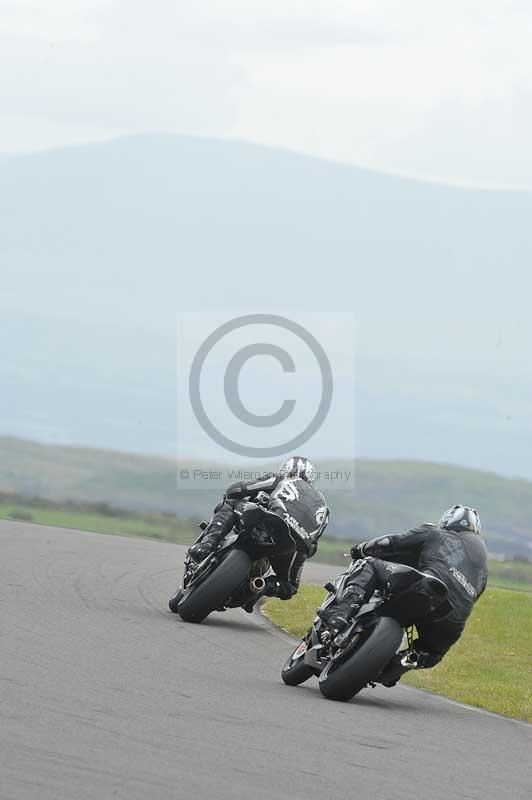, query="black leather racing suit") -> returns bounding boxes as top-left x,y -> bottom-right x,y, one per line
349,524 -> 488,666
206,474 -> 329,597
